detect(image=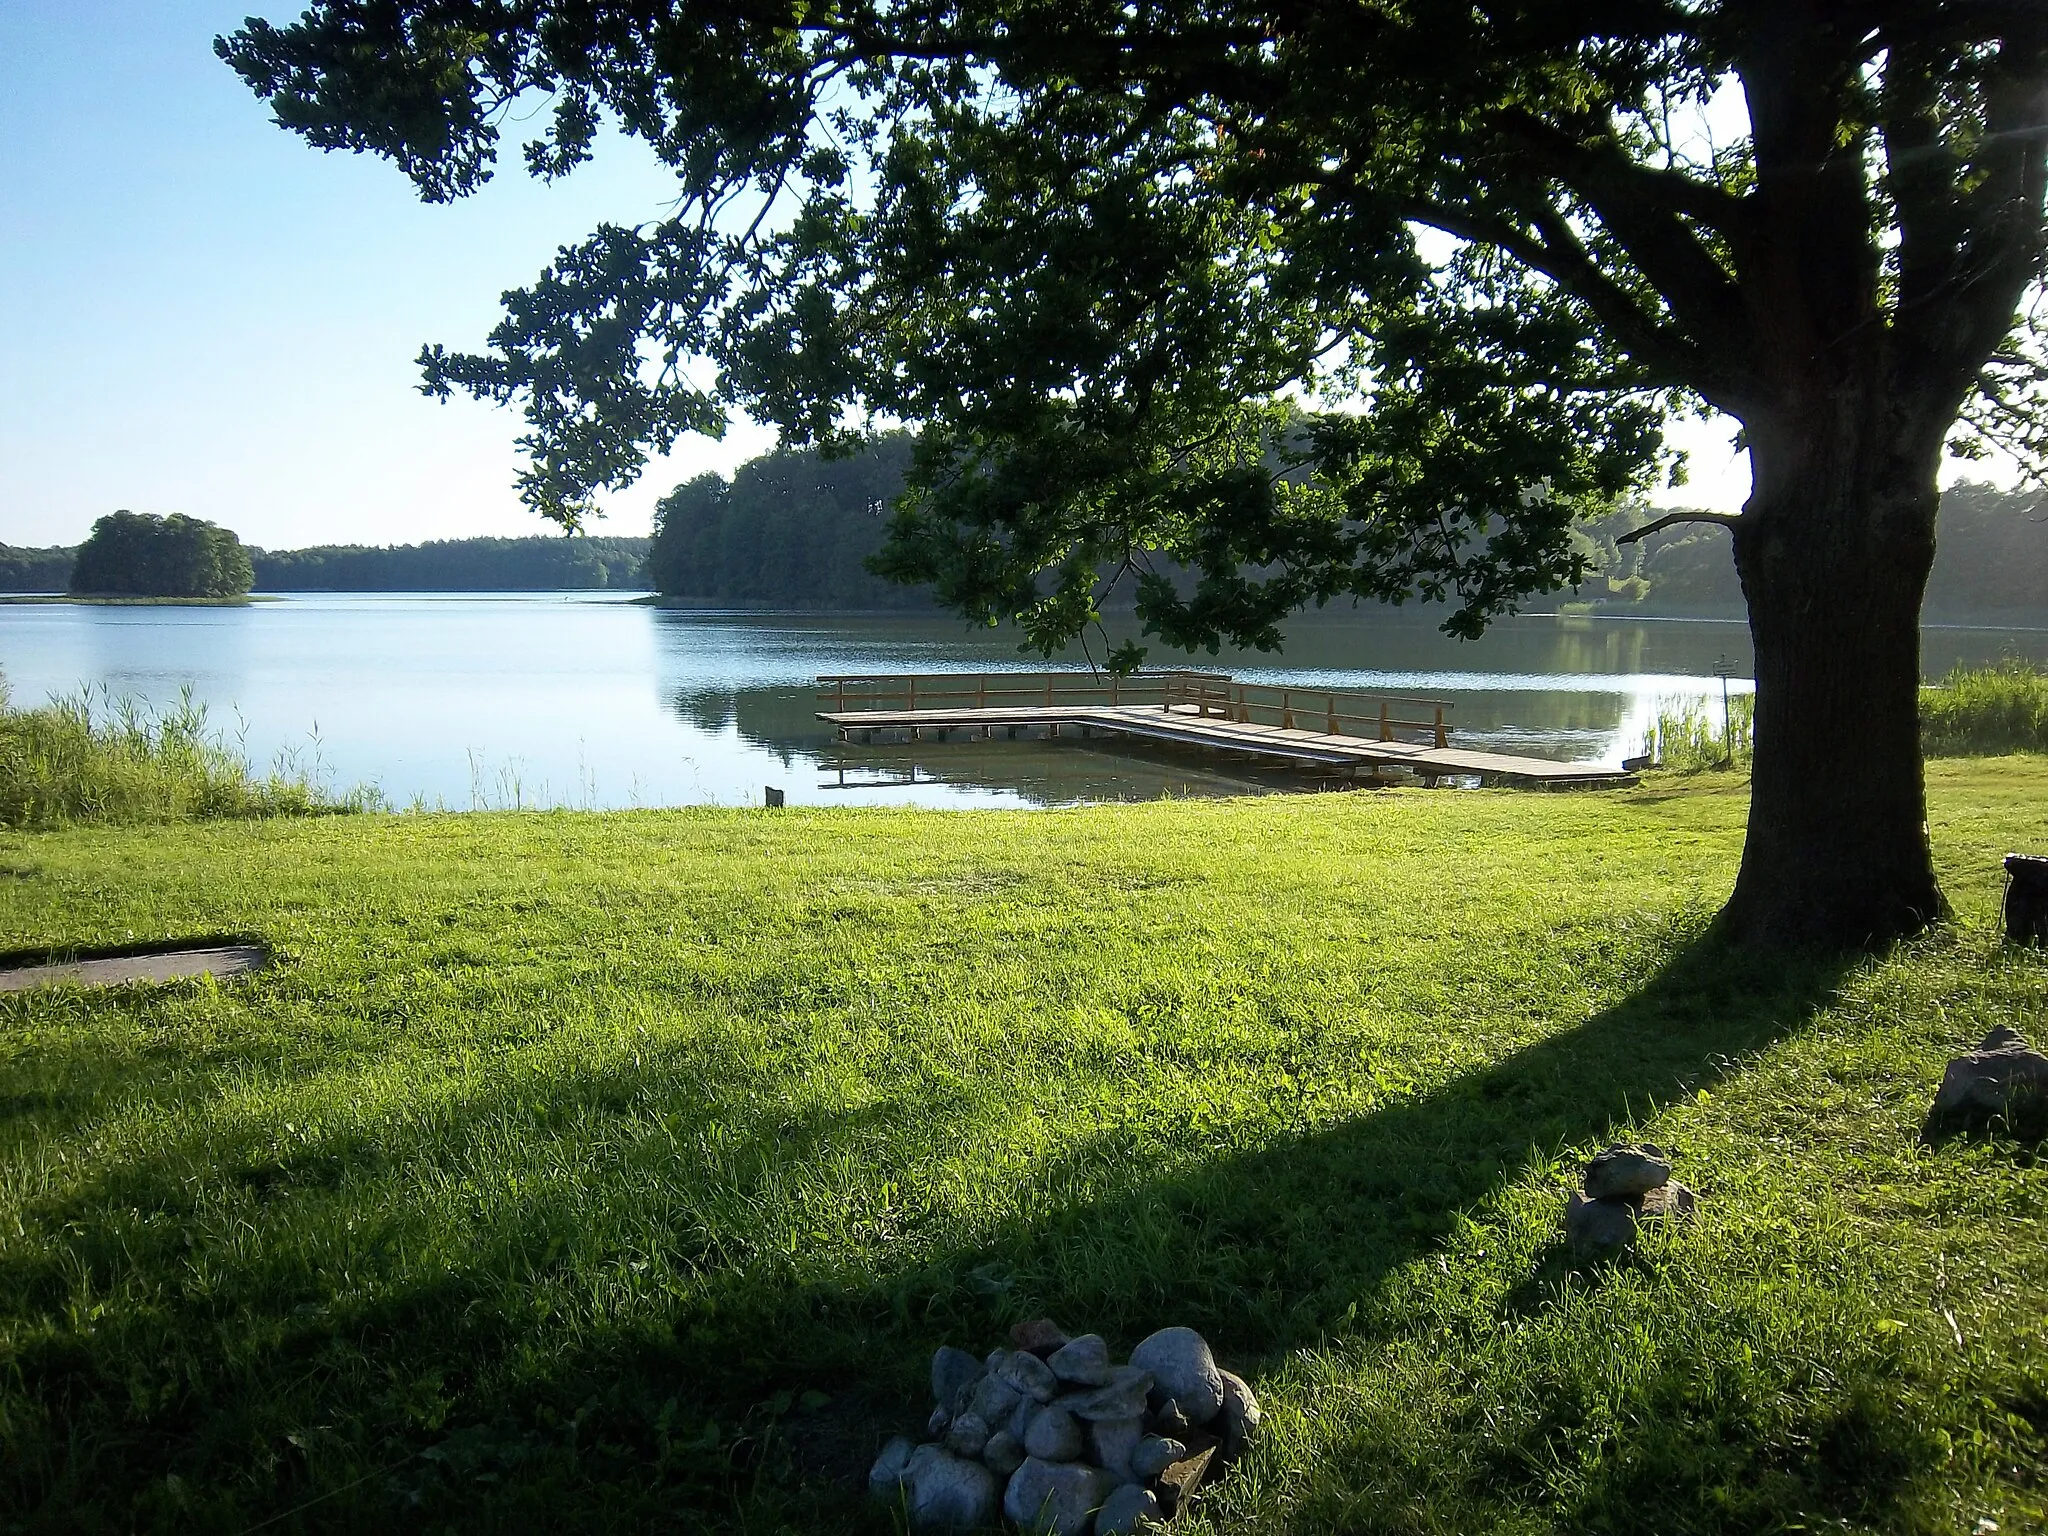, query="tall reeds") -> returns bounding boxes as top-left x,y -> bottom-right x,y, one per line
0,680 -> 375,829
1641,659 -> 2048,771
1919,658 -> 2048,757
